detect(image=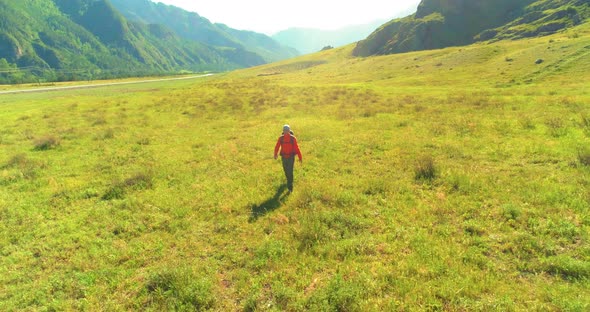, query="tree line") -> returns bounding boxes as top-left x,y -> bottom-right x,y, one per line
0,59 -> 194,85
